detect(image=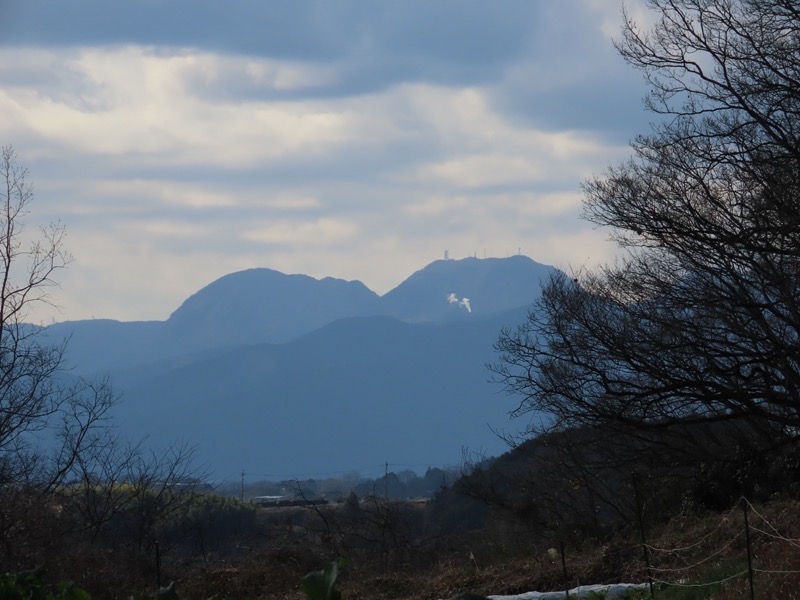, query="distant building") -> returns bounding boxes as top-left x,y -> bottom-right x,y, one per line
251,495 -> 328,508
